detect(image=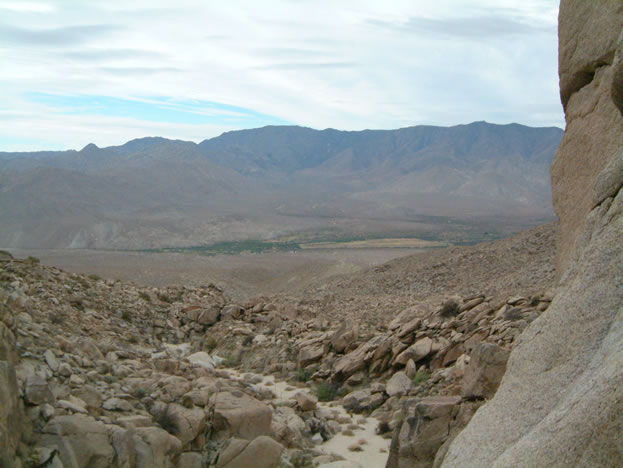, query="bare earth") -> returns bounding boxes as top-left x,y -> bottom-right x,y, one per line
6,247 -> 425,300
